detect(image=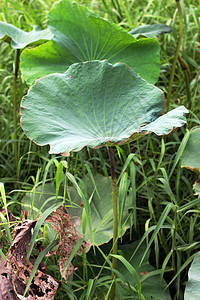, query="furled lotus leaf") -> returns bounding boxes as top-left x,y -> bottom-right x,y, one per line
0,21 -> 53,49
181,128 -> 200,175
20,60 -> 188,156
20,0 -> 160,85
185,251 -> 200,300
129,24 -> 171,38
